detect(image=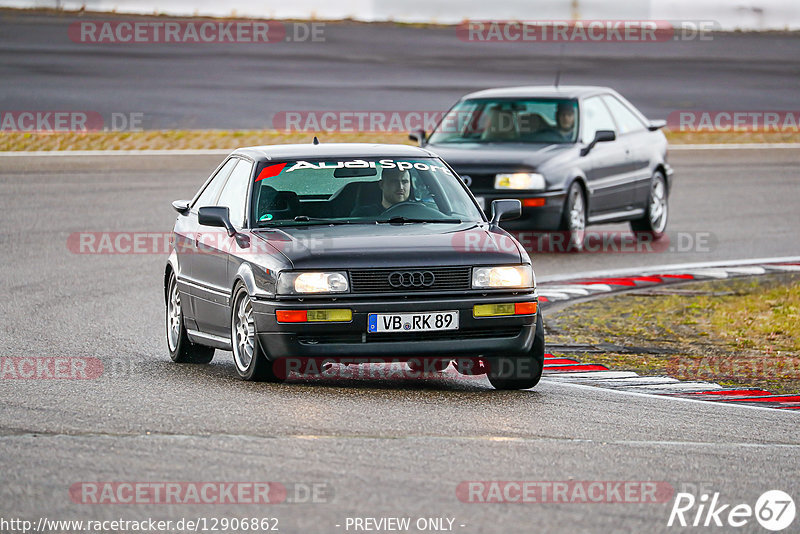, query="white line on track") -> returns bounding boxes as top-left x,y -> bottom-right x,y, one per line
0,149 -> 232,157
669,143 -> 800,150
539,256 -> 800,283
542,380 -> 799,414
